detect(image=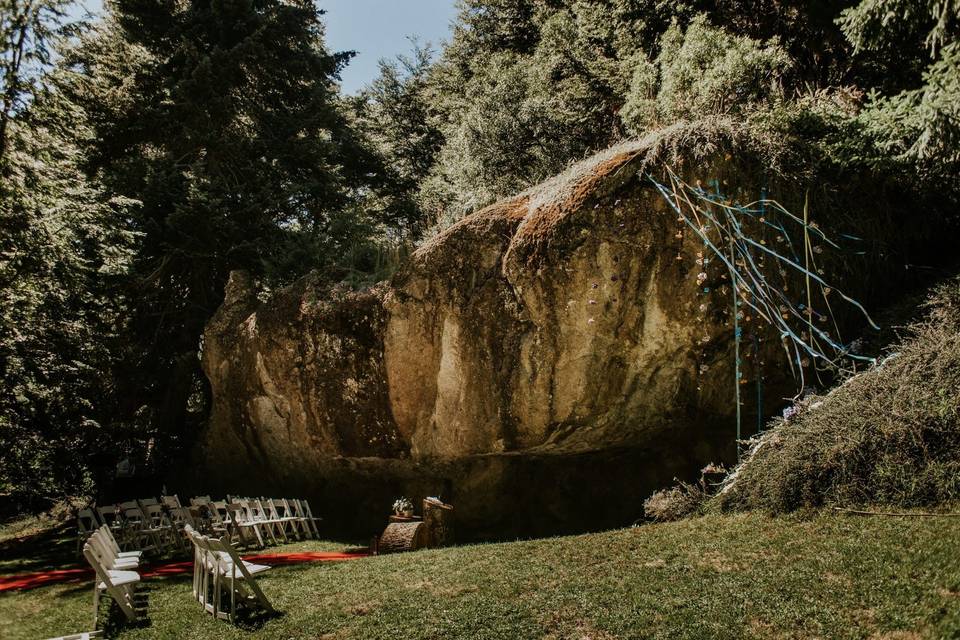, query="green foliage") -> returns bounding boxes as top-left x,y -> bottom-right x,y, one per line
421,0 -> 645,217
839,0 -> 960,174
52,0 -> 385,471
421,52 -> 545,220
352,42 -> 444,235
839,0 -> 957,53
418,1 -> 878,224
717,276 -> 960,513
854,44 -> 960,173
450,0 -> 540,56
0,1 -> 136,509
0,91 -> 135,508
0,0 -> 79,163
622,16 -> 791,134
2,0 -> 960,511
